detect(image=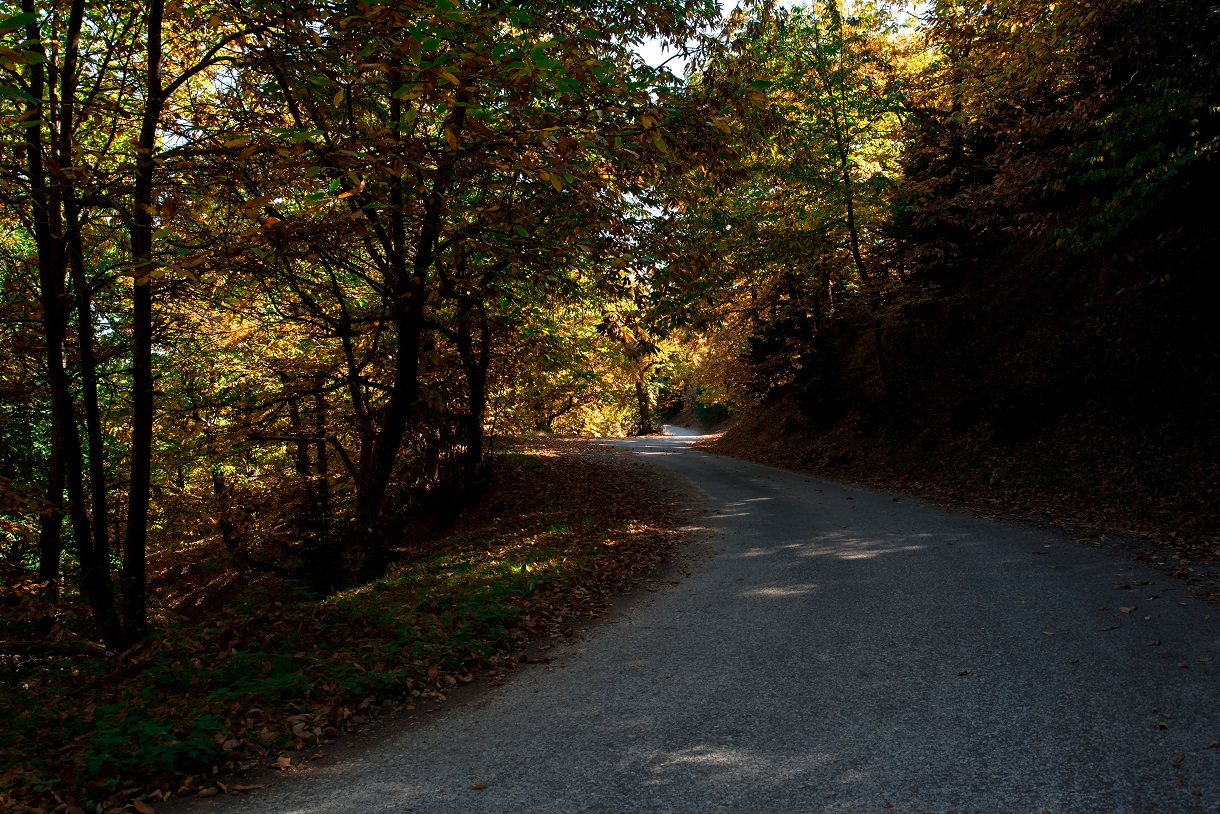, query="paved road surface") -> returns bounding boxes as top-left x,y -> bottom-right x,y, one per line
185,430 -> 1220,813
